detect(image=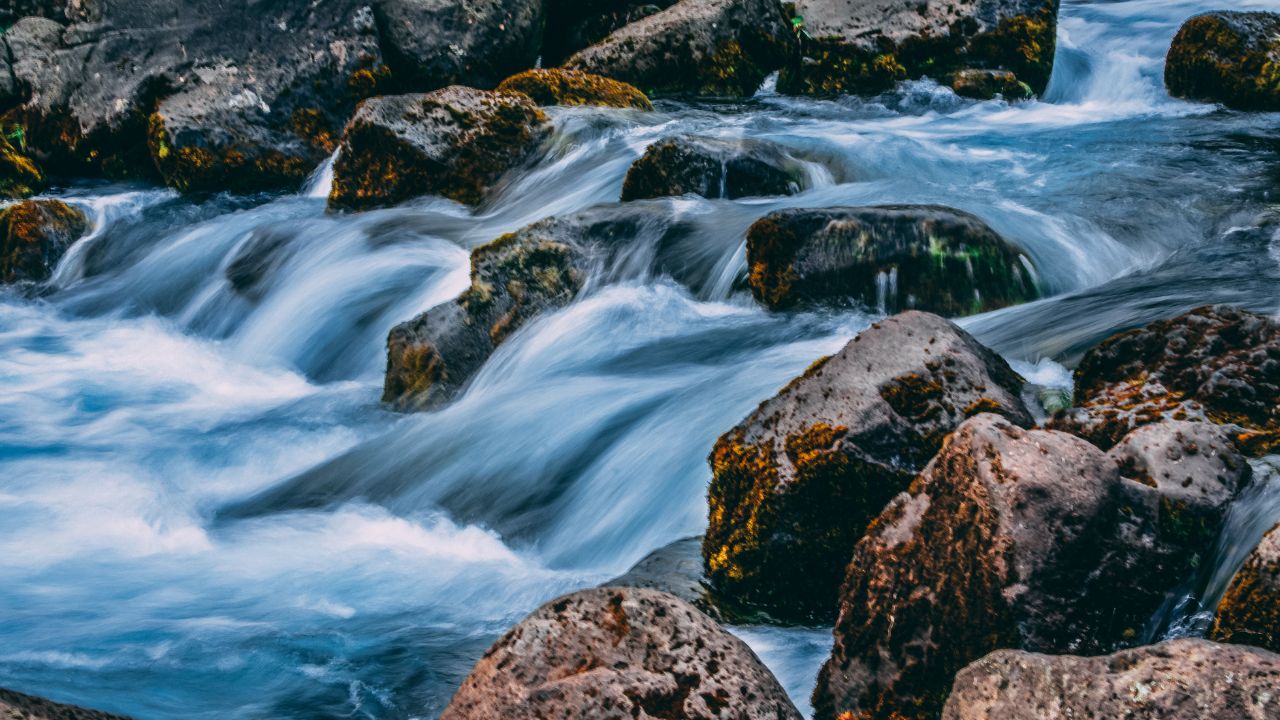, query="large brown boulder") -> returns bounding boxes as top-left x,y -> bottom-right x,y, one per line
812,414 -> 1121,720
746,206 -> 1039,317
703,311 -> 1032,621
328,87 -> 550,211
942,639 -> 1280,719
497,68 -> 653,110
621,137 -> 803,201
440,587 -> 802,720
563,0 -> 794,98
0,199 -> 90,283
779,0 -> 1059,97
1212,522 -> 1280,653
1051,305 -> 1280,453
1166,11 -> 1280,111
0,687 -> 131,720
